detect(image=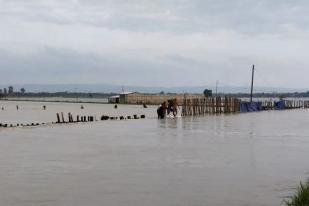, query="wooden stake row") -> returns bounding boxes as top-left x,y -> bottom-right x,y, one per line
181,97 -> 241,116
182,97 -> 309,116
261,100 -> 309,110
0,113 -> 146,128
55,113 -> 146,124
